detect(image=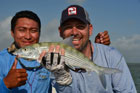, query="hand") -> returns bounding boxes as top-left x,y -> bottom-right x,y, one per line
95,31 -> 111,45
39,45 -> 72,85
3,56 -> 28,89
